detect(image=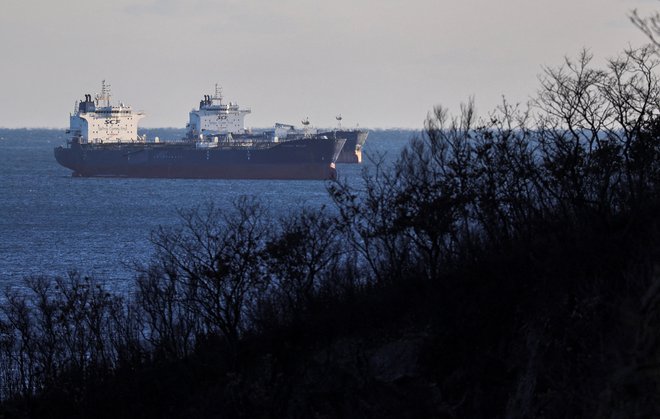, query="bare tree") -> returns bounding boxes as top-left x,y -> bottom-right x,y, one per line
135,264 -> 200,360
329,154 -> 415,284
146,197 -> 270,348
264,206 -> 342,320
0,272 -> 130,401
534,46 -> 660,217
632,7 -> 660,48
